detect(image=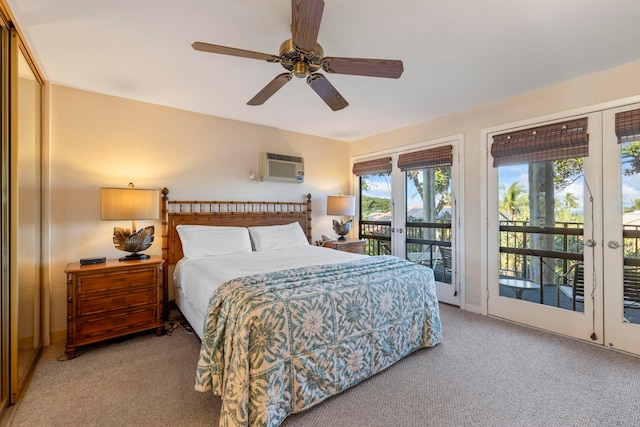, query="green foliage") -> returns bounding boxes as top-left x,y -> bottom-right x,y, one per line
624,198 -> 640,213
361,168 -> 452,219
405,168 -> 451,217
553,158 -> 583,191
499,182 -> 527,220
359,174 -> 392,219
622,141 -> 640,176
555,192 -> 582,223
360,195 -> 391,217
499,159 -> 585,223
